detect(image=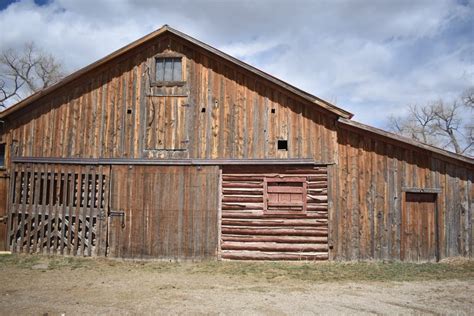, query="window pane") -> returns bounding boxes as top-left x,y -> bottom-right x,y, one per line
0,143 -> 5,167
156,57 -> 183,82
164,58 -> 173,81
156,59 -> 164,81
172,58 -> 182,81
